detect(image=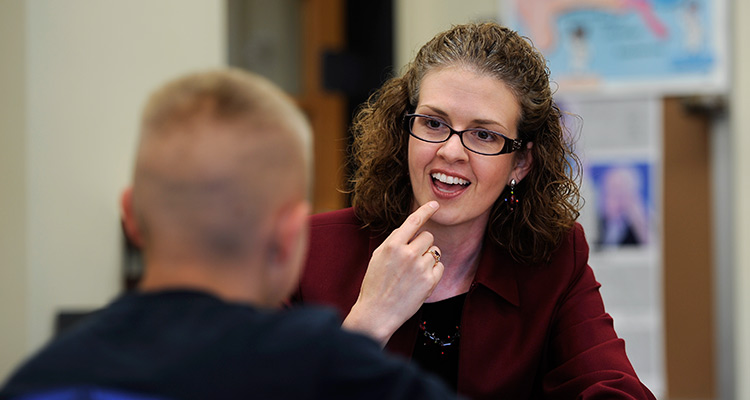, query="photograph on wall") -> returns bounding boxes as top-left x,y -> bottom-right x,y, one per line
587,161 -> 653,250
